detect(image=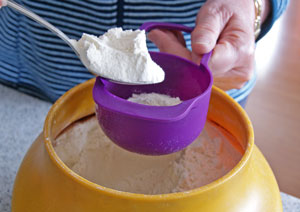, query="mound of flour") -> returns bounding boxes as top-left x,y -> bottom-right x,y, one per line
127,92 -> 181,106
73,28 -> 165,84
54,93 -> 242,194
